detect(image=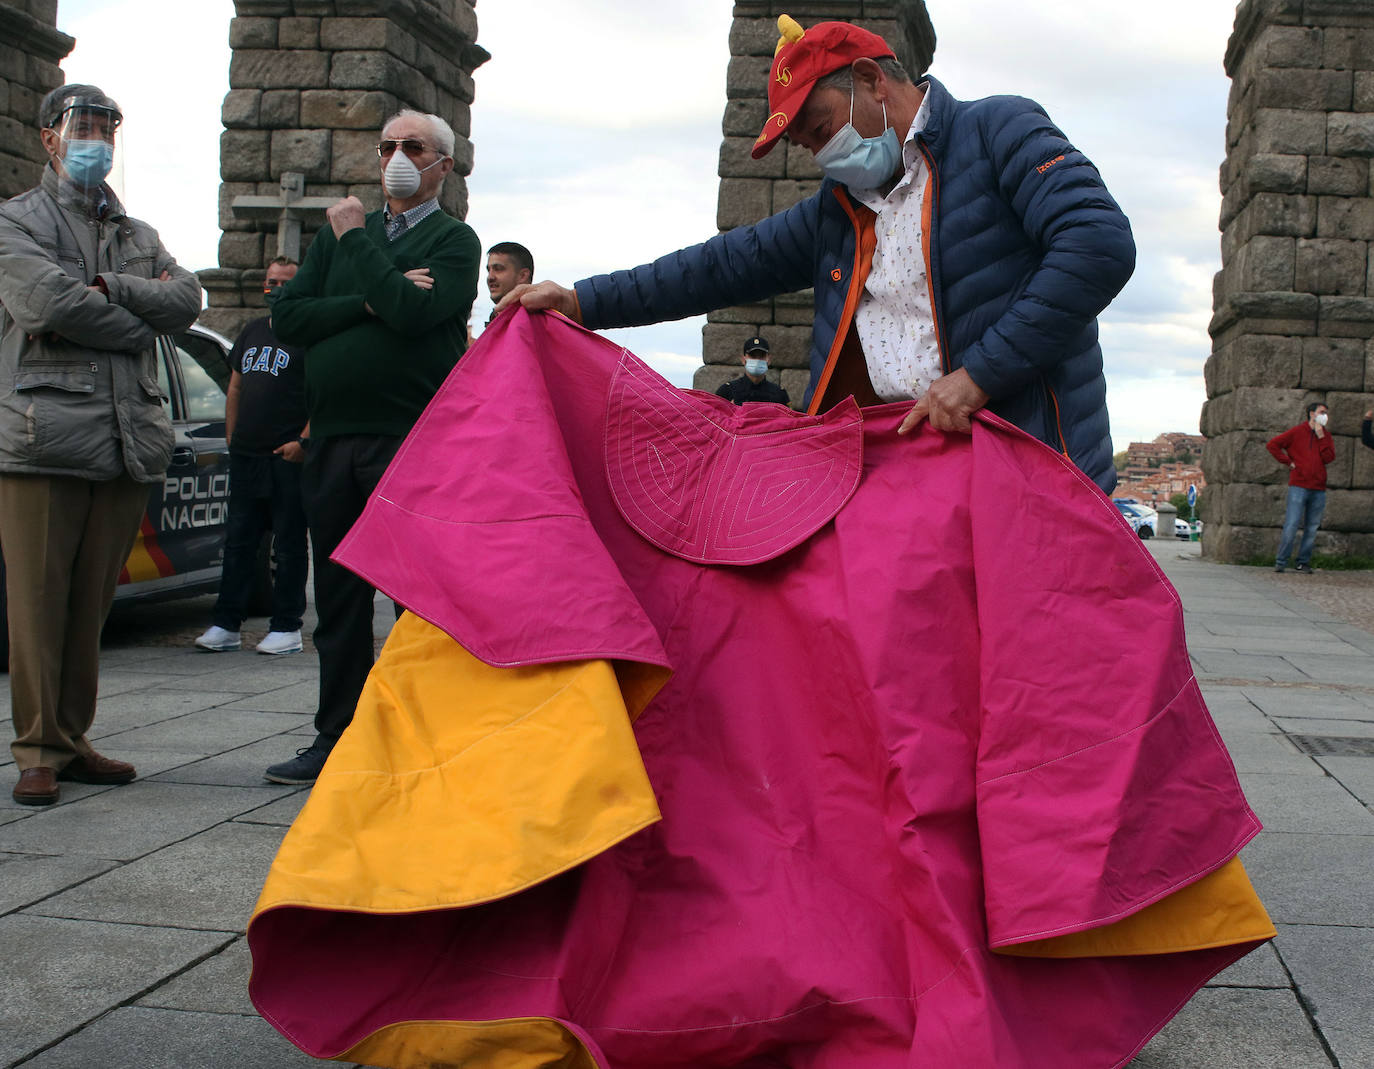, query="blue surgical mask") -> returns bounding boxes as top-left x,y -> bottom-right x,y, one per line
61,139 -> 114,189
745,358 -> 769,376
813,89 -> 901,190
